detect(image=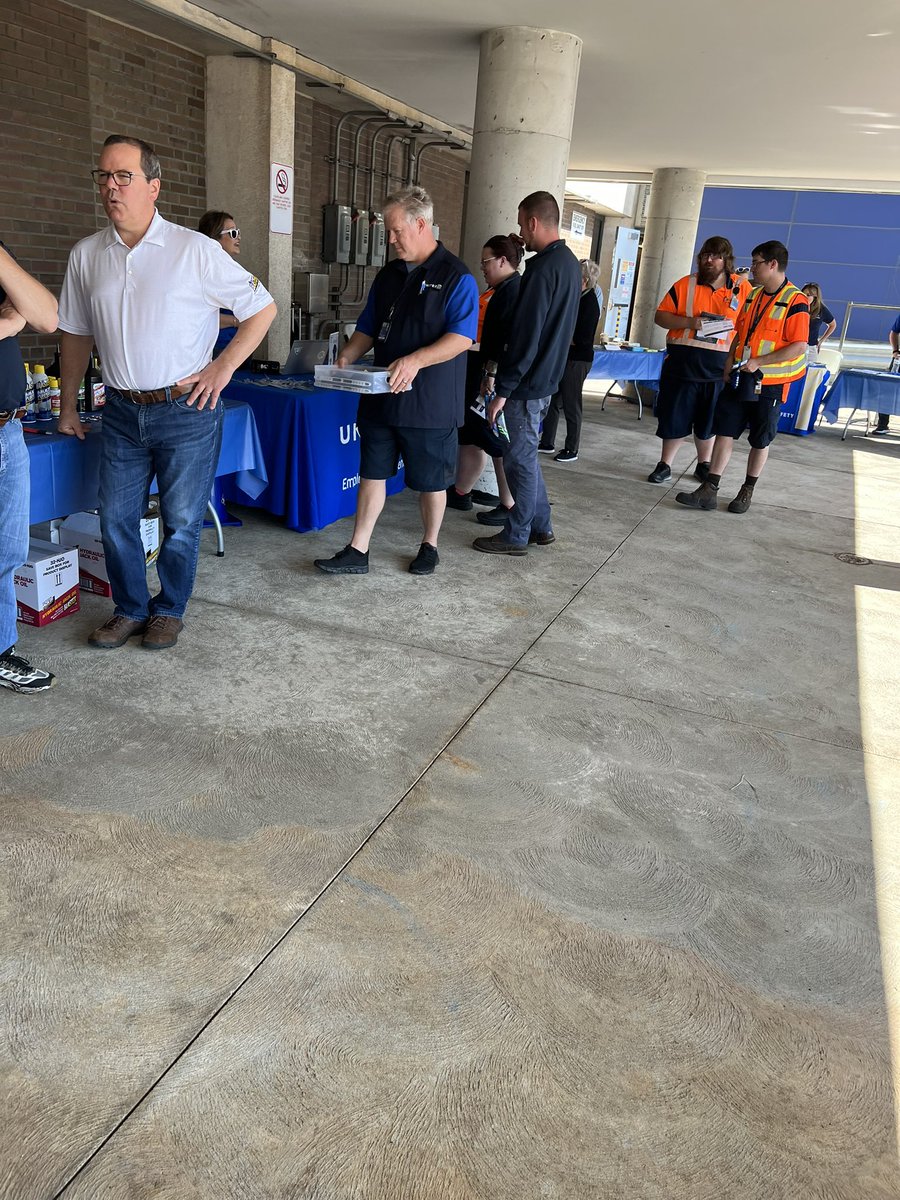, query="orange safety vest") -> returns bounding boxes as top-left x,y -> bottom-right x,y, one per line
663,273 -> 748,354
733,283 -> 808,386
476,287 -> 494,343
